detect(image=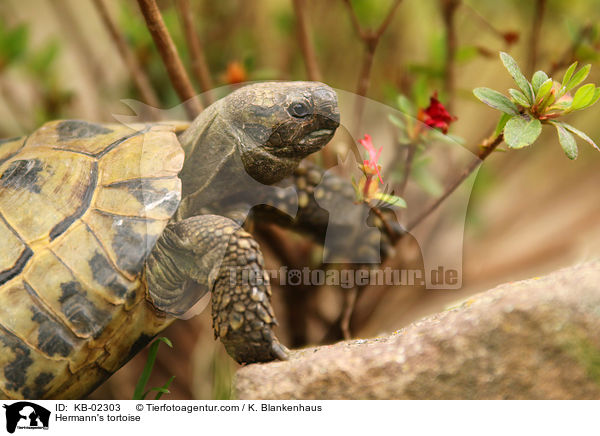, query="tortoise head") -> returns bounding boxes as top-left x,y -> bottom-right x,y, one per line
218,81 -> 340,184
177,81 -> 339,208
